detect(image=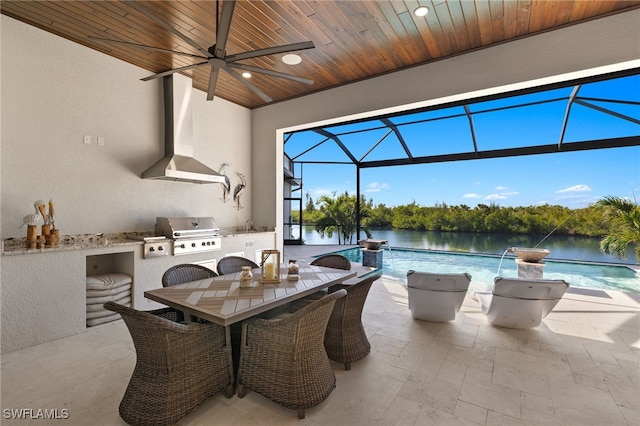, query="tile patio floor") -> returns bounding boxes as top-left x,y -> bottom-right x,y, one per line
1,245 -> 638,425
